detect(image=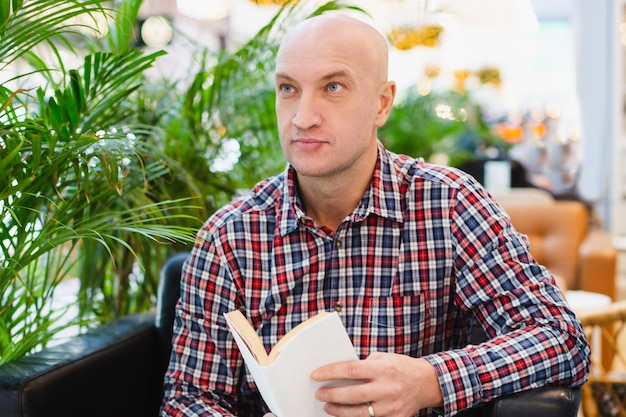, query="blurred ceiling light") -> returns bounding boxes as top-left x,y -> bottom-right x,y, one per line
140,16 -> 173,47
388,24 -> 444,50
176,0 -> 230,20
385,0 -> 538,51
